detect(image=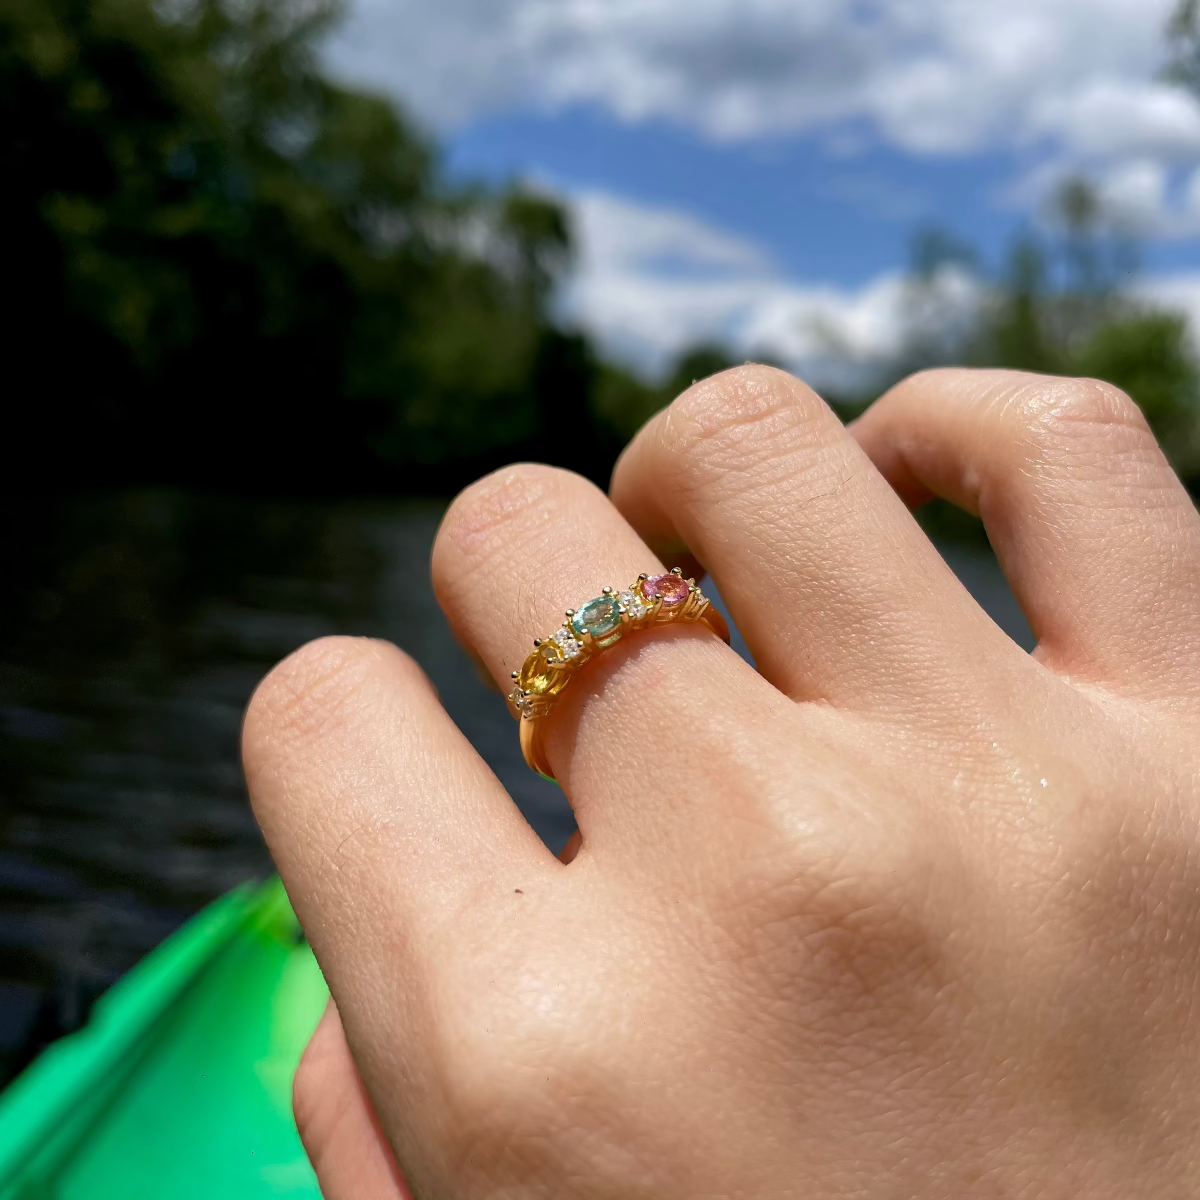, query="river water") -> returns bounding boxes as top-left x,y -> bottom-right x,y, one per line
0,492 -> 1032,1082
